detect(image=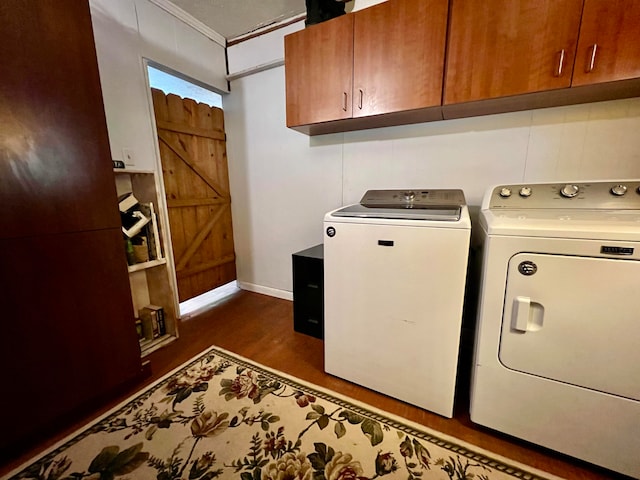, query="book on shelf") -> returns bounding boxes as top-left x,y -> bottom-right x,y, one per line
139,304 -> 166,338
140,309 -> 159,339
120,193 -> 150,238
118,192 -> 139,213
137,202 -> 163,262
150,202 -> 163,260
135,319 -> 144,340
